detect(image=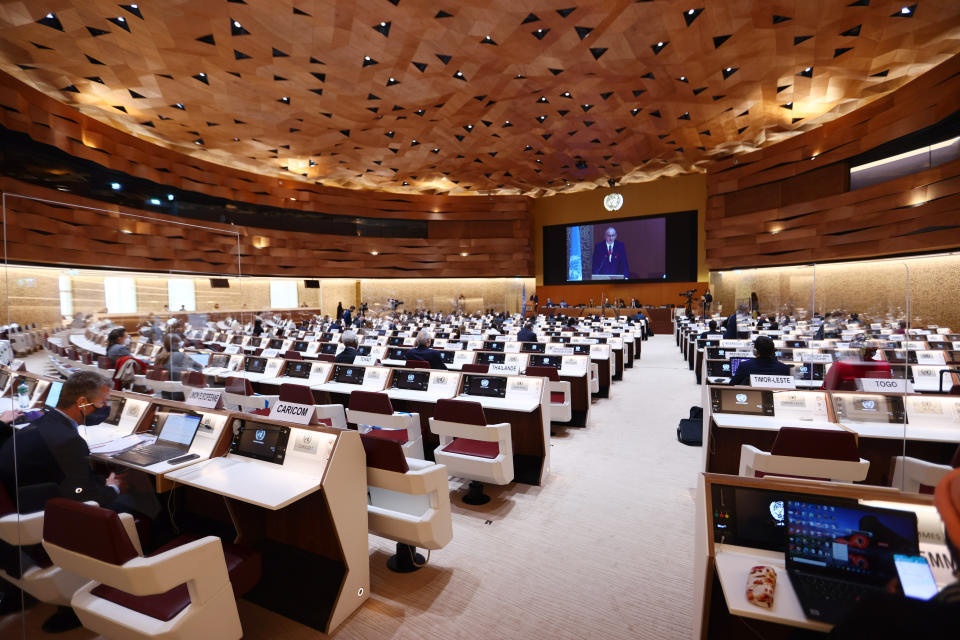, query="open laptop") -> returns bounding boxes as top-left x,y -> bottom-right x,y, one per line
785,497 -> 919,624
113,412 -> 202,467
